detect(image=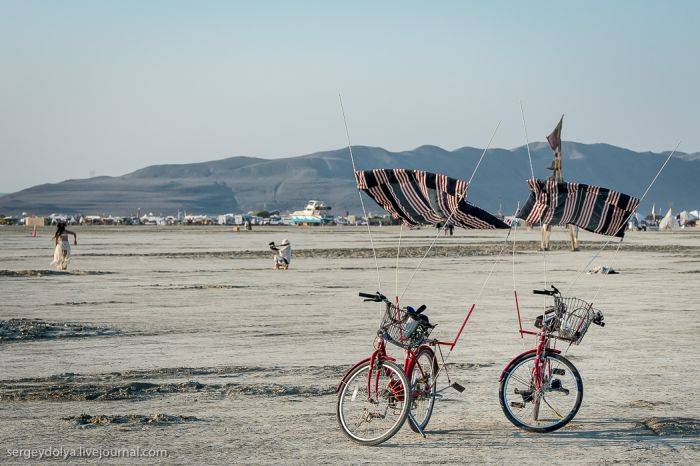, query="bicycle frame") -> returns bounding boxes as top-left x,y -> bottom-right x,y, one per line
337,303 -> 478,398
532,331 -> 552,391
500,289 -> 561,383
